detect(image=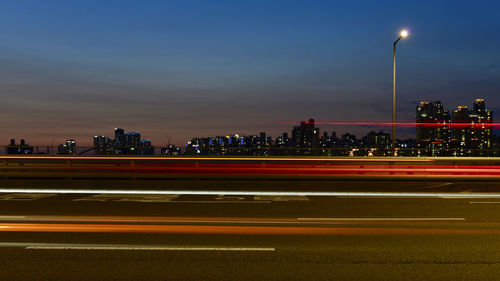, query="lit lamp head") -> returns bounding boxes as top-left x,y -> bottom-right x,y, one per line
400,30 -> 409,38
